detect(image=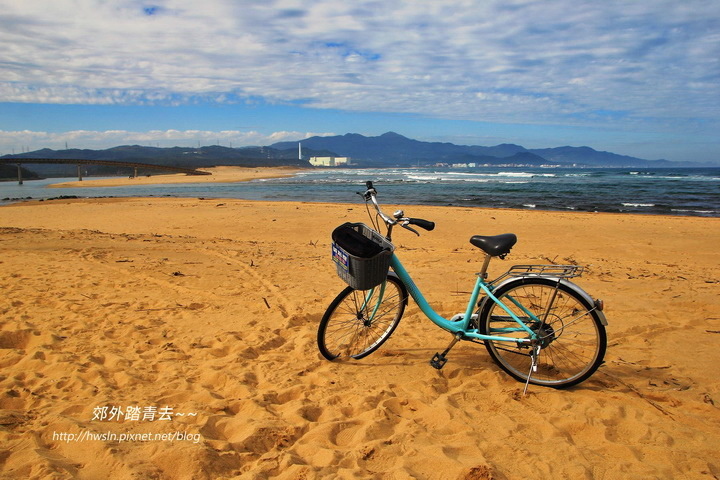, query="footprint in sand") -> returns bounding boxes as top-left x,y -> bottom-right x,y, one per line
0,329 -> 47,350
330,421 -> 363,447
